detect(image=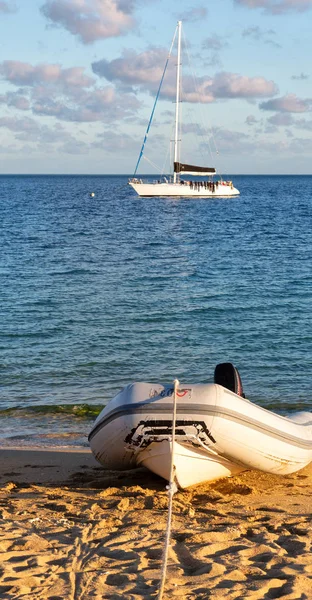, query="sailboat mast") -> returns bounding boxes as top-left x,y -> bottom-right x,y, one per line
173,20 -> 182,184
